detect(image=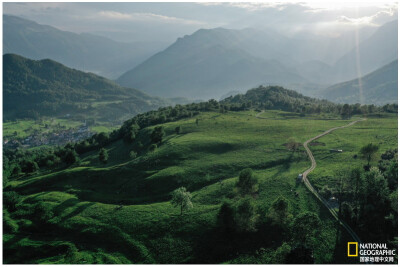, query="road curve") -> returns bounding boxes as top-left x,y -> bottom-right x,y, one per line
255,110 -> 365,243
302,118 -> 366,243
